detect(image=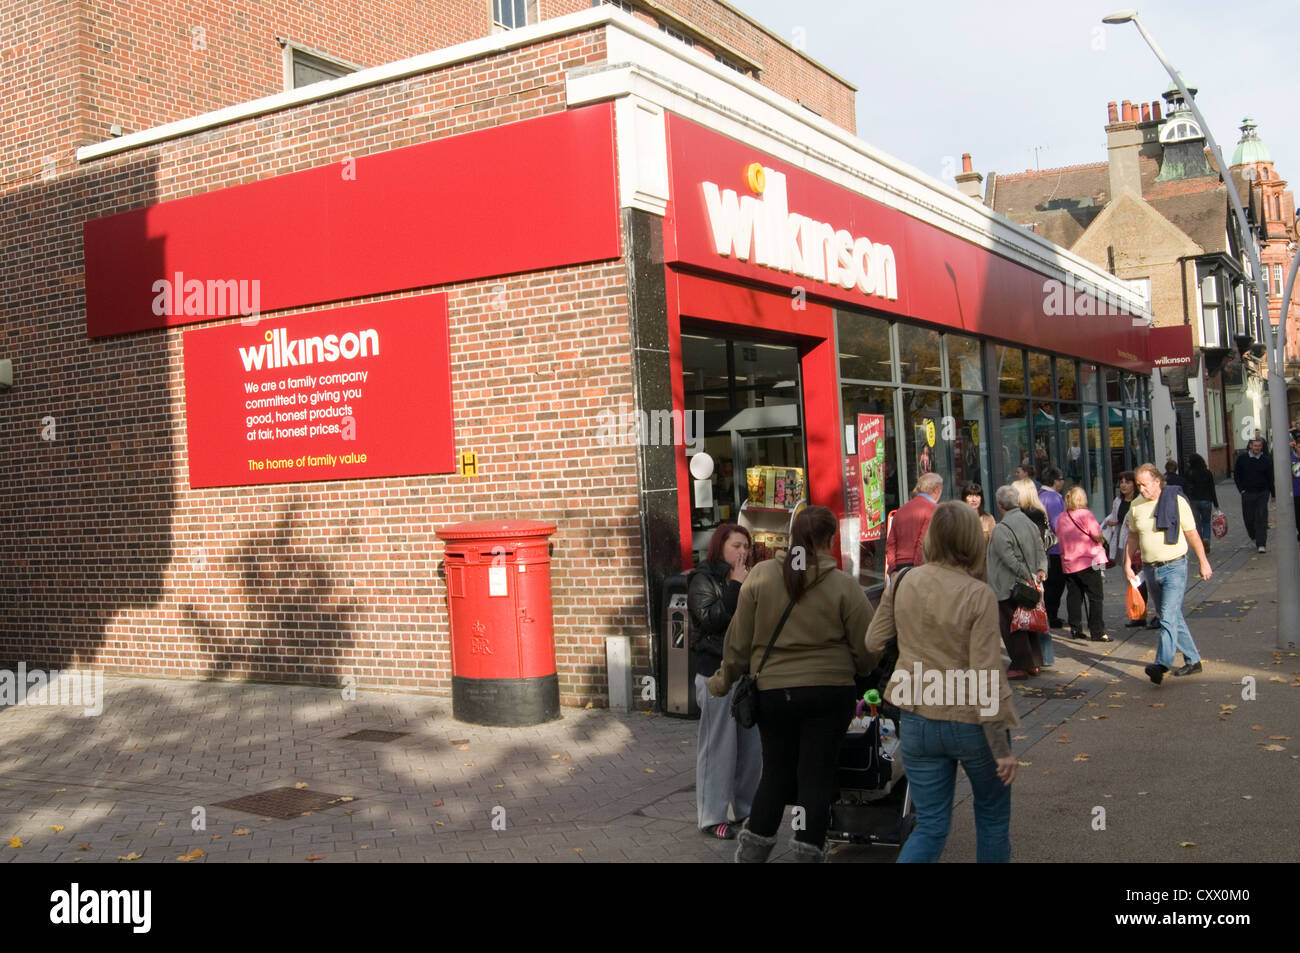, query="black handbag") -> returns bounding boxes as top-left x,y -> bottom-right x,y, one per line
730,598 -> 795,729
